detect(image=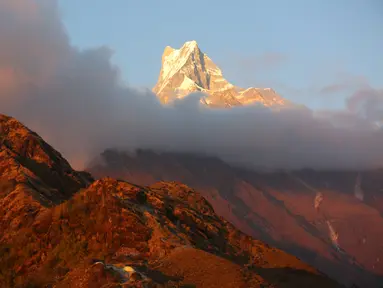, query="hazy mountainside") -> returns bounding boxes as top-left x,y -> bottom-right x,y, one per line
89,149 -> 383,288
0,115 -> 342,288
152,41 -> 291,108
